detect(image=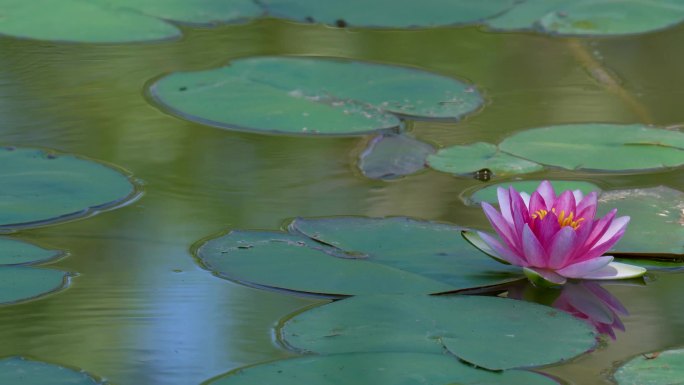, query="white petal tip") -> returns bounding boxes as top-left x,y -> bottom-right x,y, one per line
579,262 -> 647,280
